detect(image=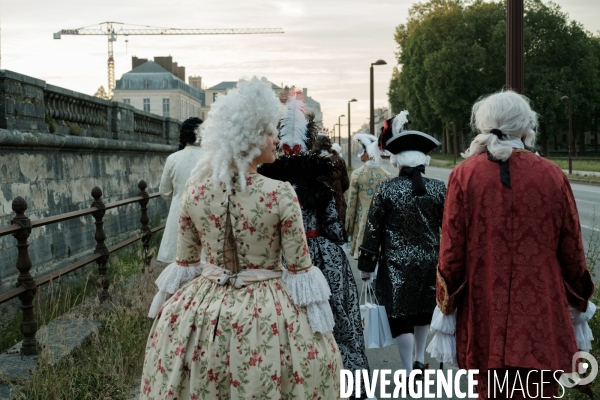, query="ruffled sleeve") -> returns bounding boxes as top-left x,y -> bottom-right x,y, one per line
570,301 -> 596,352
282,267 -> 335,335
278,182 -> 335,334
148,182 -> 203,318
426,306 -> 457,365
